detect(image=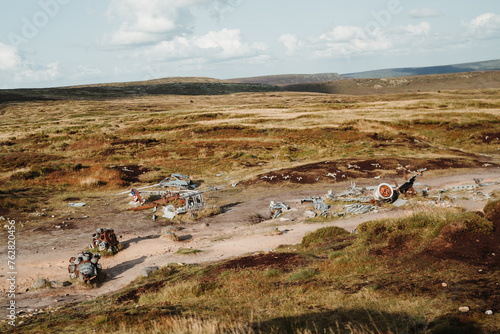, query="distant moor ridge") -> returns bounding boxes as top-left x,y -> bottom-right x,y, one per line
0,59 -> 499,102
